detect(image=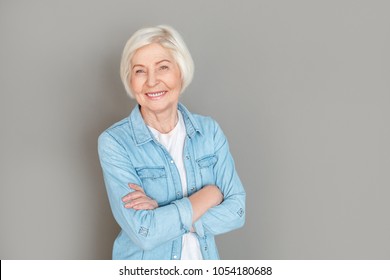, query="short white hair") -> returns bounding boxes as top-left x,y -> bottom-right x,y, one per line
120,25 -> 194,98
